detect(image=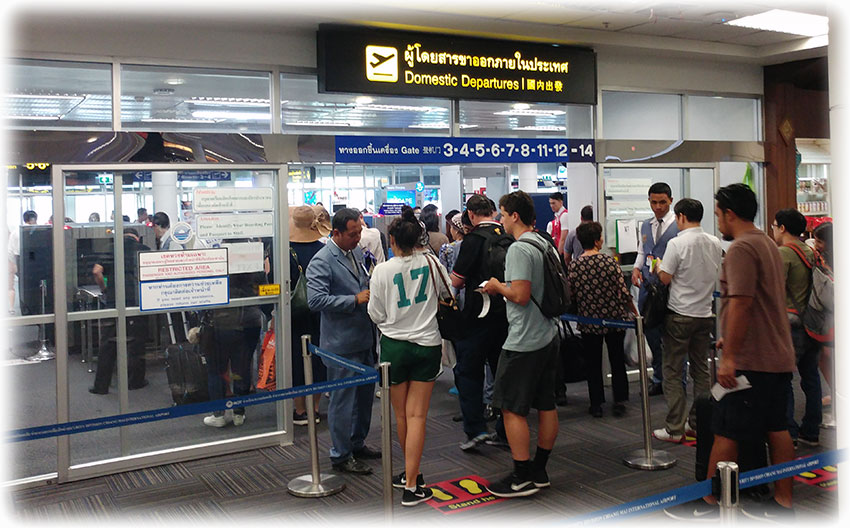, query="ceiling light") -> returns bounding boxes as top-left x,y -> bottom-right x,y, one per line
7,115 -> 62,120
494,109 -> 566,116
355,96 -> 374,104
514,125 -> 566,131
164,78 -> 186,86
459,124 -> 479,129
285,120 -> 359,127
191,110 -> 271,120
512,103 -> 531,110
725,9 -> 828,37
141,117 -> 217,124
186,97 -> 270,107
356,104 -> 435,112
153,88 -> 175,95
87,137 -> 99,143
409,123 -> 449,129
